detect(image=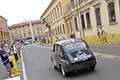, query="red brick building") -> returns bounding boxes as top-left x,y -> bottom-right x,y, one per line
0,16 -> 9,42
